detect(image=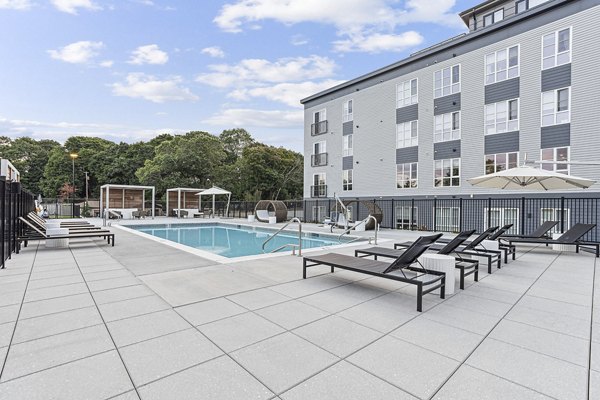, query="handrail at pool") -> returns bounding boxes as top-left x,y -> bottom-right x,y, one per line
338,215 -> 378,245
262,217 -> 302,256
